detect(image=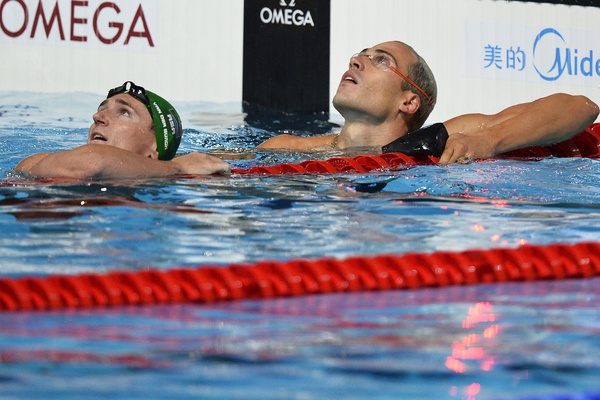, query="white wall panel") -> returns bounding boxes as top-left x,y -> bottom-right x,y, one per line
1,0 -> 598,125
